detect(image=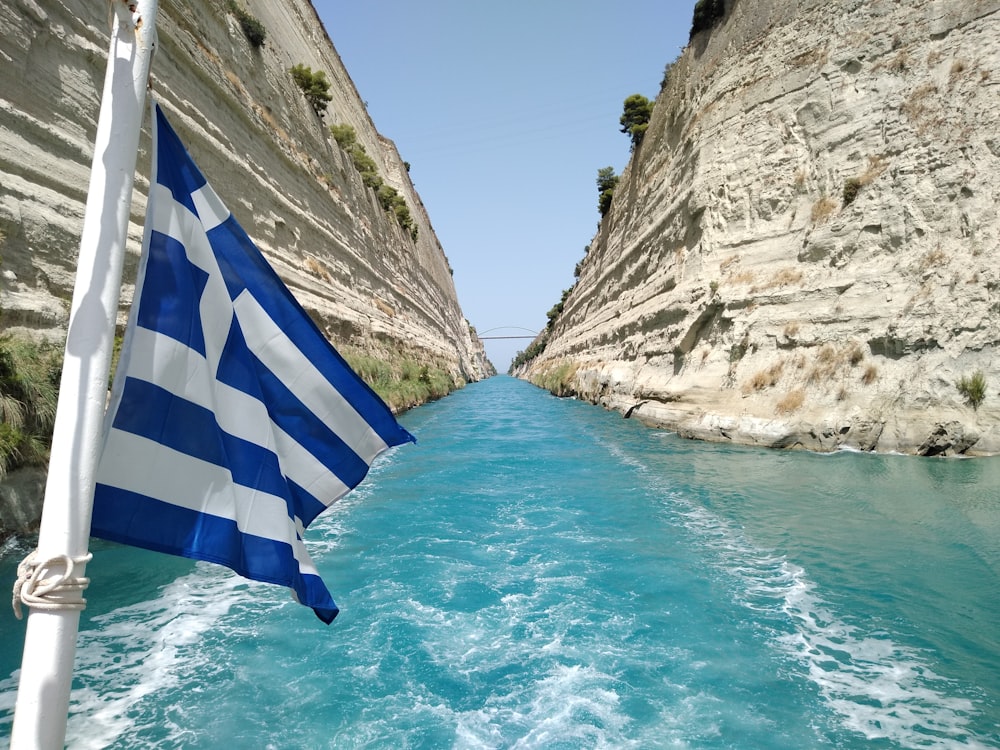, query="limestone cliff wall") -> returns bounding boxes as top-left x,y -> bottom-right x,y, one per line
522,0 -> 1000,455
0,0 -> 491,536
0,0 -> 489,378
